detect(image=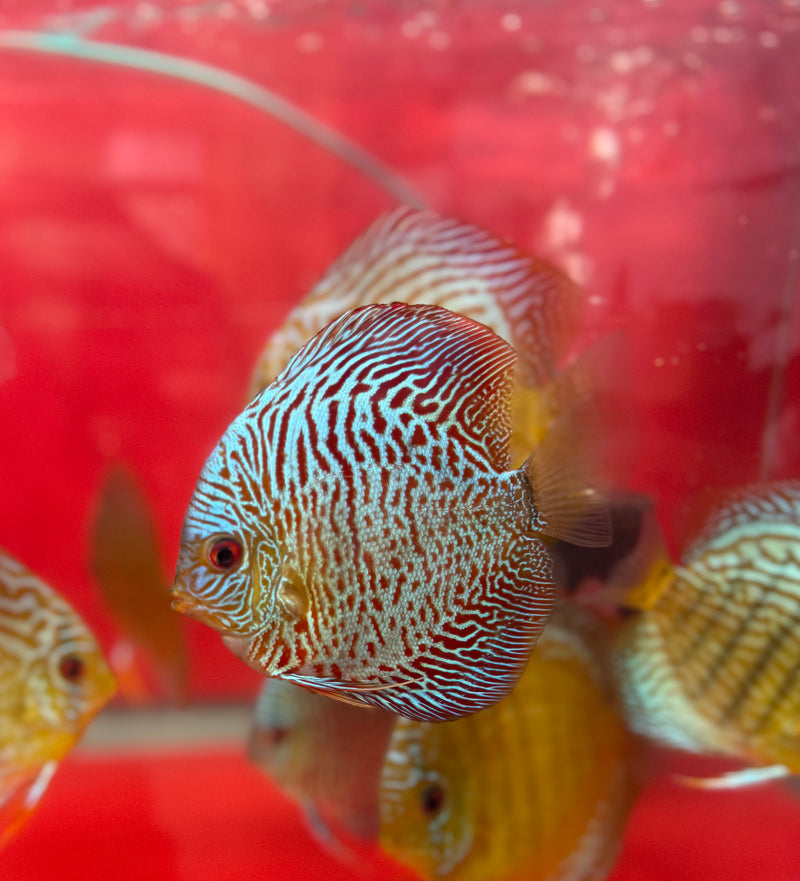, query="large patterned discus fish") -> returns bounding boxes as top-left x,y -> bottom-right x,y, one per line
0,548 -> 116,846
249,208 -> 583,467
614,482 -> 800,784
173,303 -> 609,722
379,608 -> 640,881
